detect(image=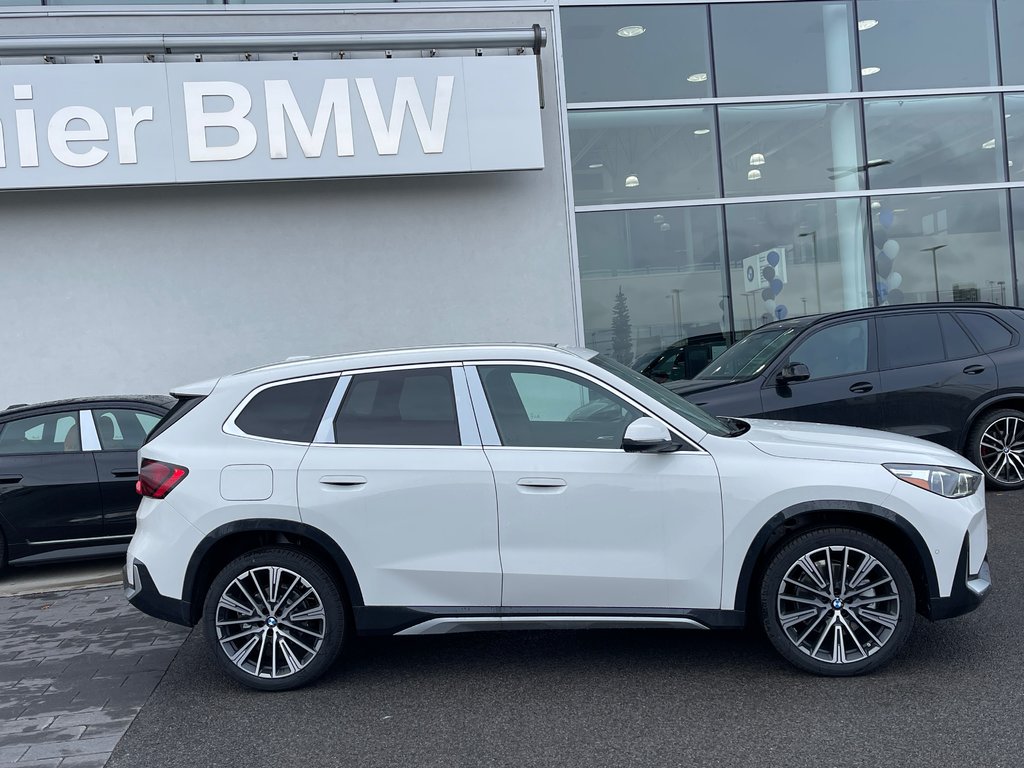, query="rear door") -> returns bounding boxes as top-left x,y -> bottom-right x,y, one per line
877,311 -> 996,450
760,318 -> 884,429
90,407 -> 164,536
297,364 -> 501,608
0,409 -> 103,546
